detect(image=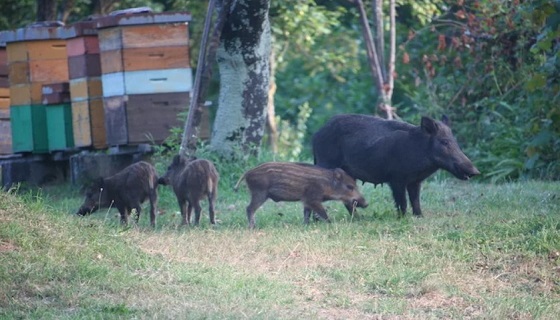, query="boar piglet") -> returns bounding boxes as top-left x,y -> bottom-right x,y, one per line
313,114 -> 480,217
158,155 -> 219,226
235,162 -> 368,229
75,161 -> 159,227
